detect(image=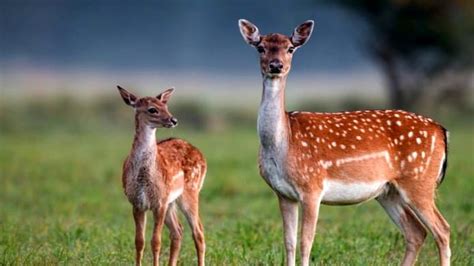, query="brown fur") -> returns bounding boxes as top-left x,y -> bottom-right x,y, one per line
118,86 -> 206,266
239,19 -> 451,266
